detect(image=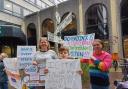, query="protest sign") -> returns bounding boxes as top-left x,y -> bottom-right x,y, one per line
17,46 -> 36,69
47,31 -> 63,43
3,58 -> 22,89
55,12 -> 72,34
64,33 -> 95,58
23,64 -> 45,86
45,59 -> 82,89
